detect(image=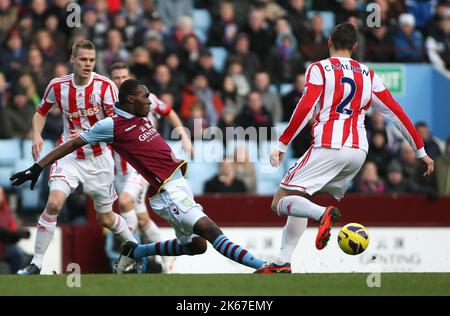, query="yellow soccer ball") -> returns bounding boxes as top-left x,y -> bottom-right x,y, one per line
338,223 -> 370,255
